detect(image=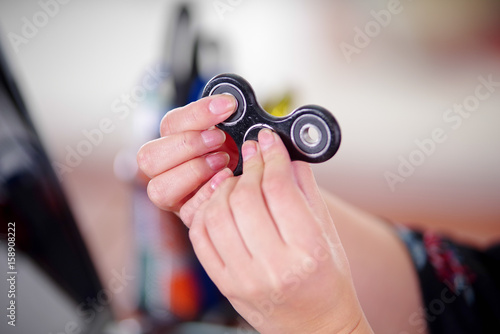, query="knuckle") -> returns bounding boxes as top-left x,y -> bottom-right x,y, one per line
136,145 -> 152,175
259,276 -> 286,300
147,179 -> 174,210
146,179 -> 161,207
160,113 -> 174,136
175,132 -> 197,156
238,279 -> 264,300
217,281 -> 236,300
270,278 -> 288,296
181,187 -> 210,226
187,158 -> 205,182
188,222 -> 203,245
179,205 -> 191,226
185,105 -> 202,126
